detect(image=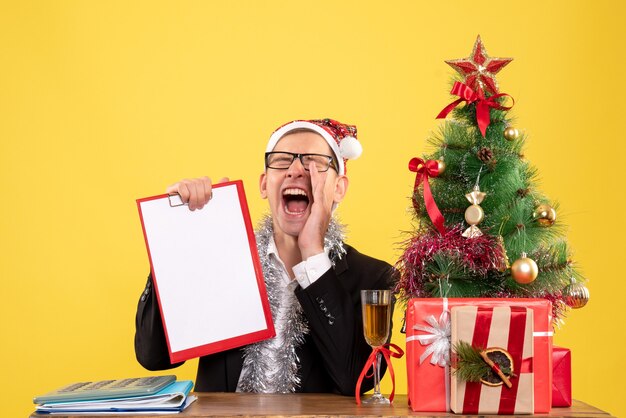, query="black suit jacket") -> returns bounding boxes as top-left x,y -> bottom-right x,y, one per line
134,244 -> 396,395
